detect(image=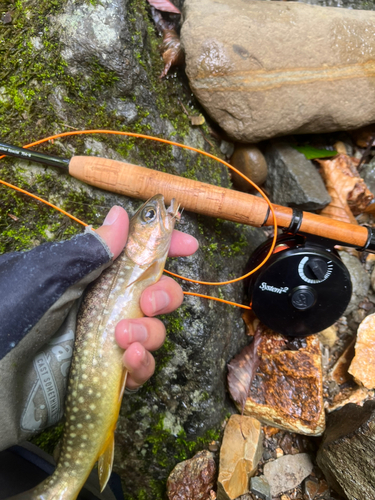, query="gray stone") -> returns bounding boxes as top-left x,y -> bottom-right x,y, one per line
264,143 -> 331,210
339,252 -> 371,314
181,0 -> 375,142
317,400 -> 375,499
250,476 -> 272,500
263,453 -> 314,496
